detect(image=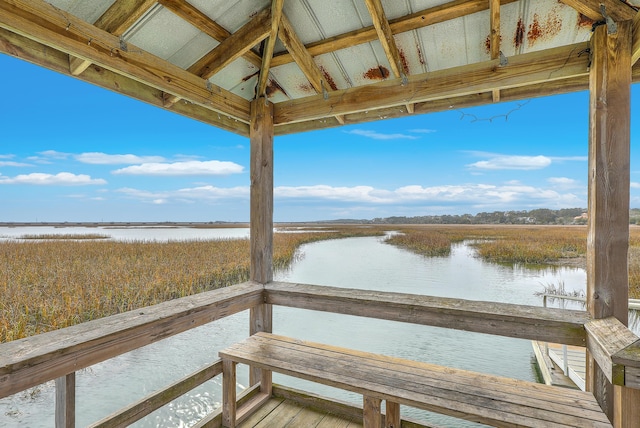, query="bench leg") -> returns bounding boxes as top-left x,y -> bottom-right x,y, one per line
385,401 -> 400,428
363,396 -> 382,428
222,359 -> 237,428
